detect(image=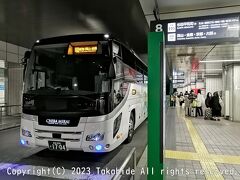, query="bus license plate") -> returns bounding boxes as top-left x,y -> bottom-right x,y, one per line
48,141 -> 66,151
